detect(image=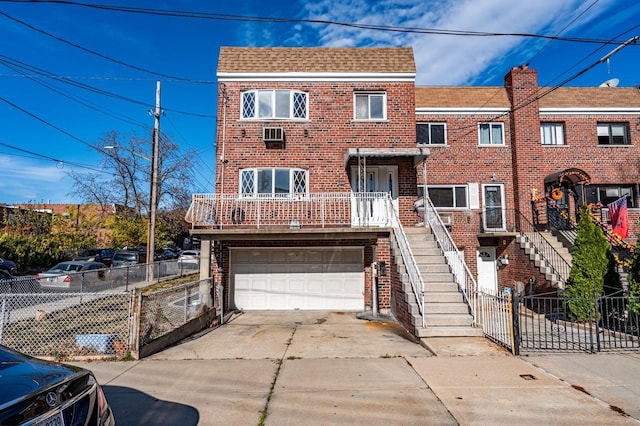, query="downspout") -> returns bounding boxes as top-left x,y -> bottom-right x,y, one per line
372,244 -> 378,316
219,84 -> 229,228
